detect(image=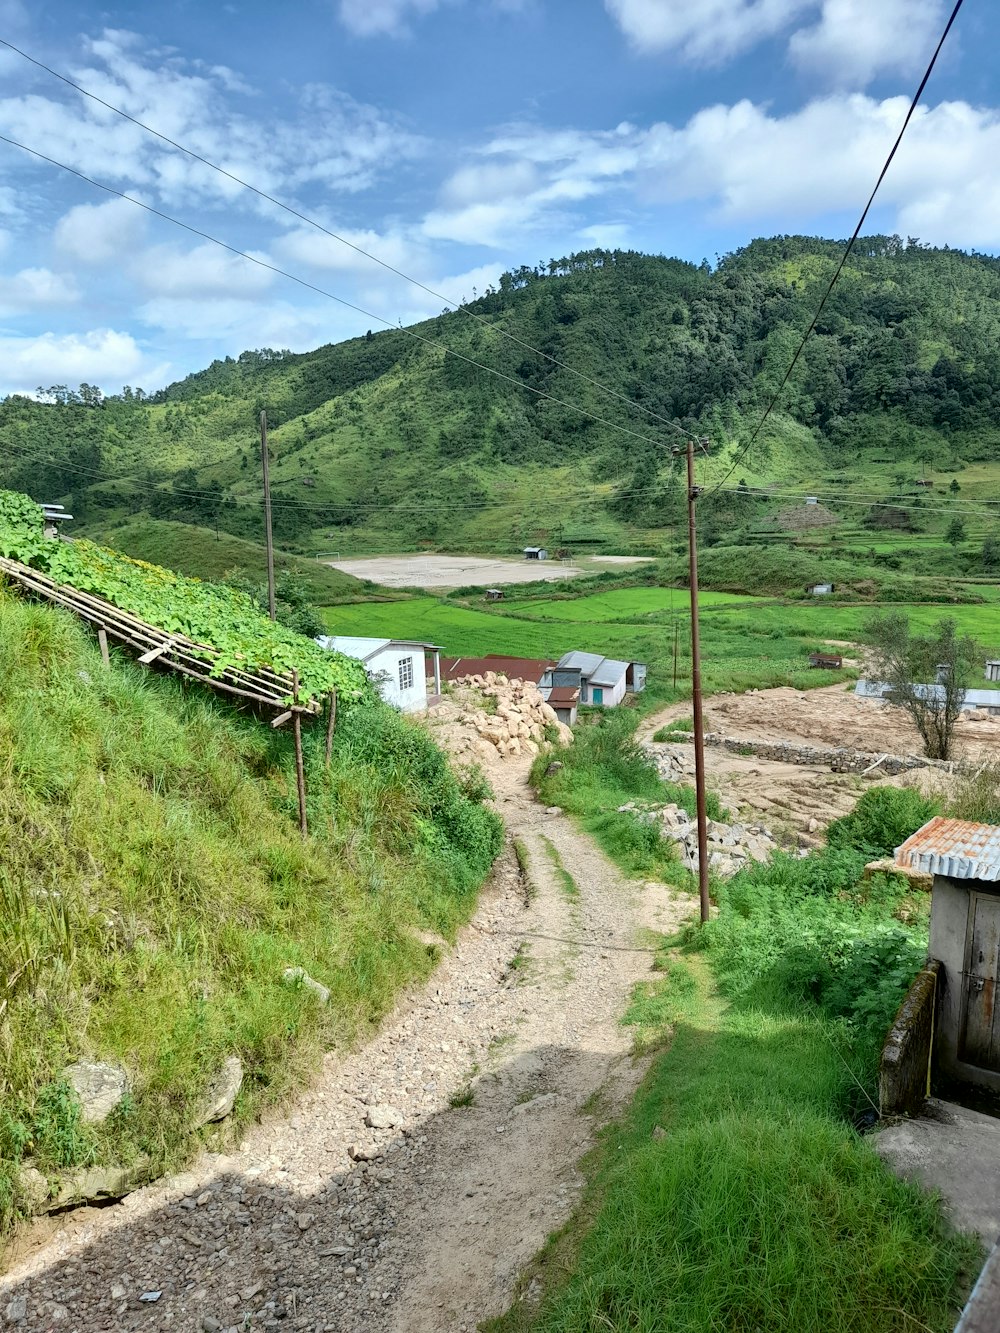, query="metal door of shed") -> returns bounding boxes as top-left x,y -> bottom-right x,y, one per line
960,892 -> 1000,1070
